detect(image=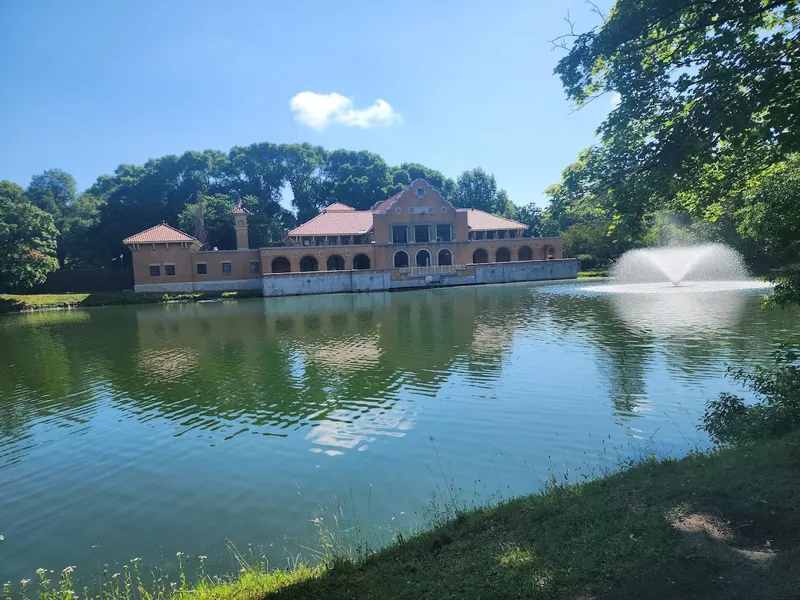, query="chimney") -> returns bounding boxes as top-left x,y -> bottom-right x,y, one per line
233,200 -> 250,250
